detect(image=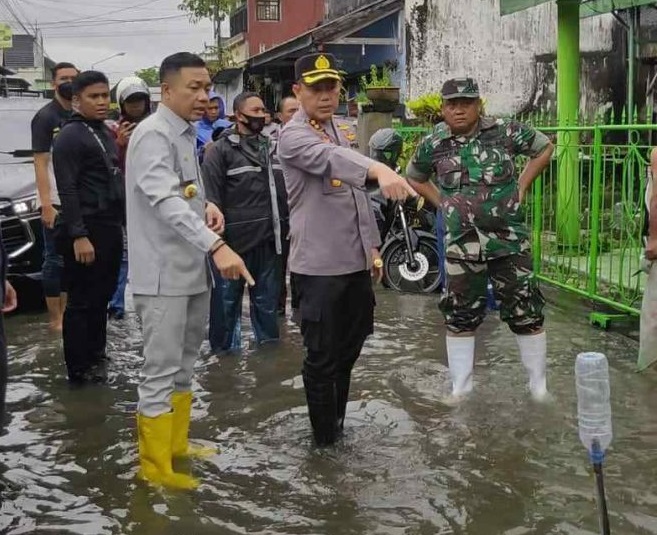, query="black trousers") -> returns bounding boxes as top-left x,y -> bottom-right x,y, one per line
295,270 -> 375,445
60,222 -> 123,381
